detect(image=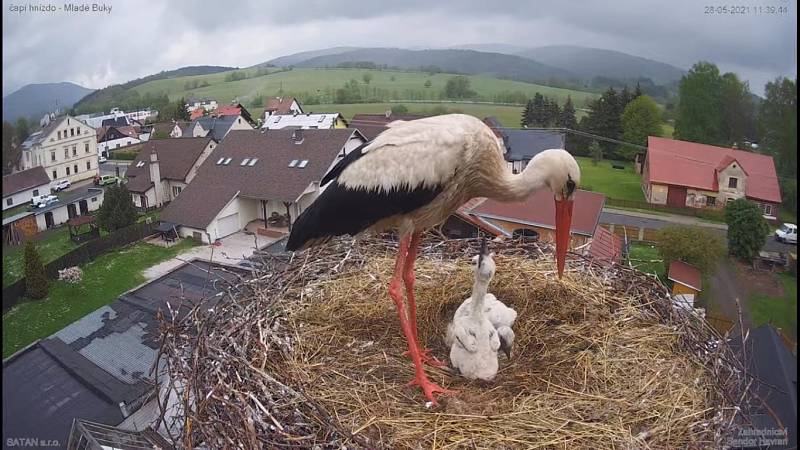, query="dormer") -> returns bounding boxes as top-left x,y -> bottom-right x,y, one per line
715,155 -> 747,196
